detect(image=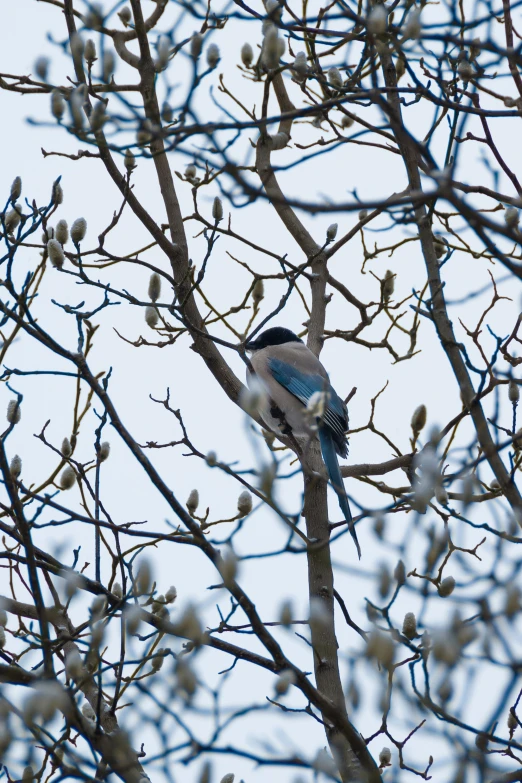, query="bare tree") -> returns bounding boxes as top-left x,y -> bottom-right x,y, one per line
1,1 -> 522,781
